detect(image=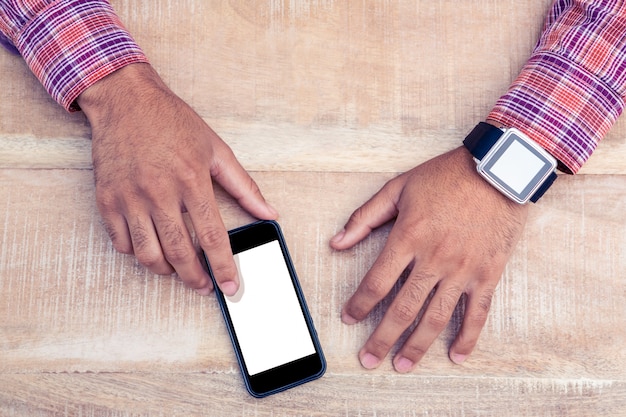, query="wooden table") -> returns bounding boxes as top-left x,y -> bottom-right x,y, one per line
1,1 -> 625,415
